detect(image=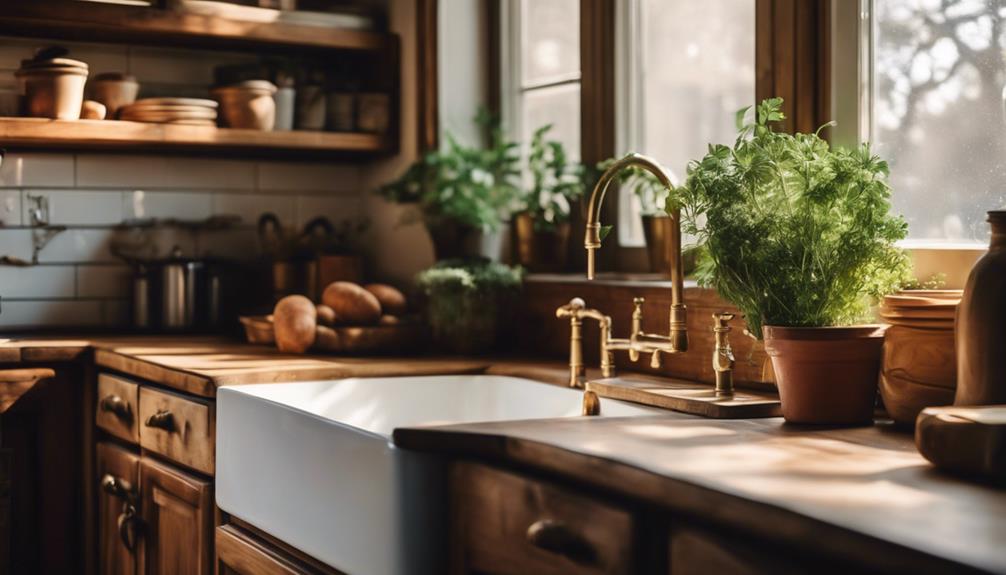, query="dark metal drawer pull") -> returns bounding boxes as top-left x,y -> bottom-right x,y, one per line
101,474 -> 136,503
526,519 -> 598,565
117,503 -> 142,552
144,410 -> 175,432
100,394 -> 132,420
